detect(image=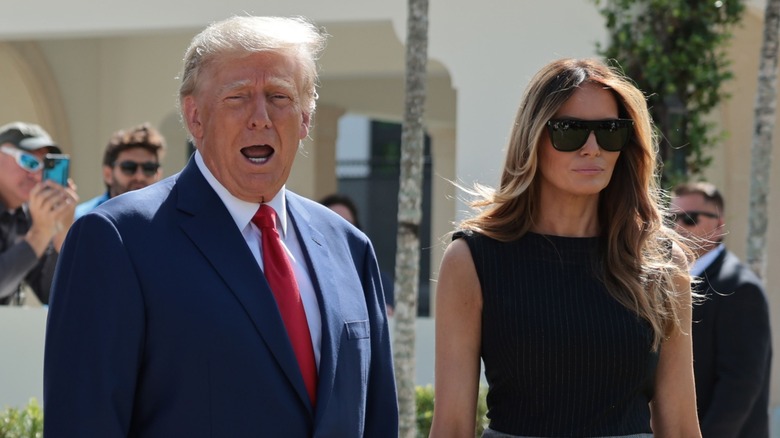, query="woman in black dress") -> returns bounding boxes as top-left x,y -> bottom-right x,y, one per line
430,58 -> 700,437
